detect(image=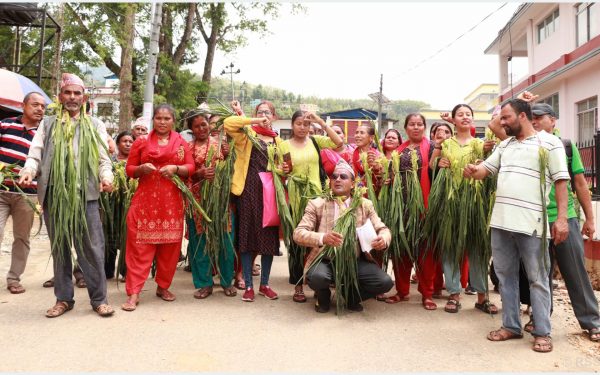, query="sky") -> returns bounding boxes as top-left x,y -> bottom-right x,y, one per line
189,1 -> 529,110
